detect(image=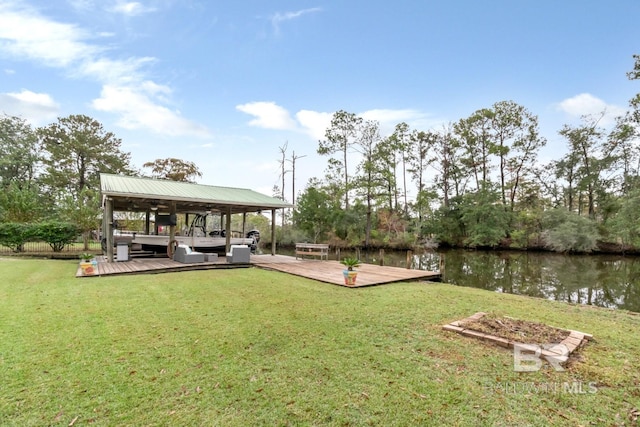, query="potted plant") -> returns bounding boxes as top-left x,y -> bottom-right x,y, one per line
341,257 -> 361,286
80,253 -> 94,262
79,253 -> 96,275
